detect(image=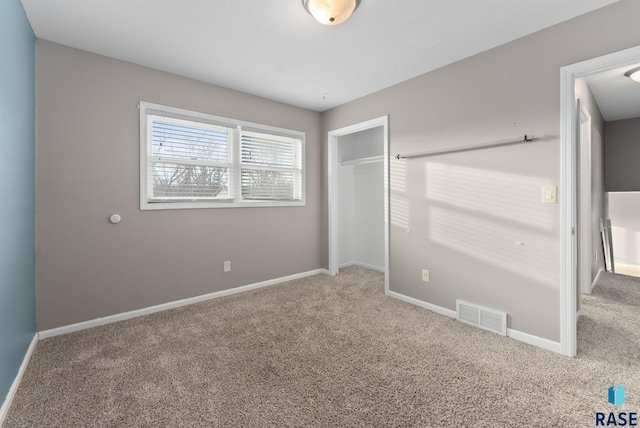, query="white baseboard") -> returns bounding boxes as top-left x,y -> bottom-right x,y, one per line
339,261 -> 355,268
387,291 -> 562,354
339,261 -> 385,273
613,263 -> 640,278
0,334 -> 38,427
506,328 -> 562,354
583,268 -> 604,295
39,268 -> 329,340
387,291 -> 457,318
